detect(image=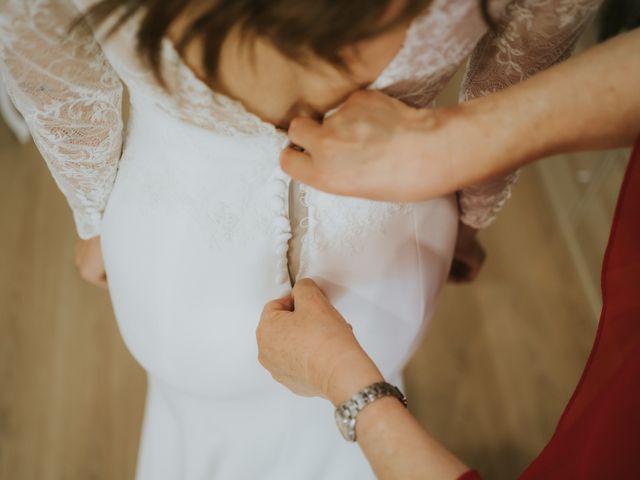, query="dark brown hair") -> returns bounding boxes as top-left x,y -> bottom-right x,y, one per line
85,0 -> 494,85
599,0 -> 640,41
